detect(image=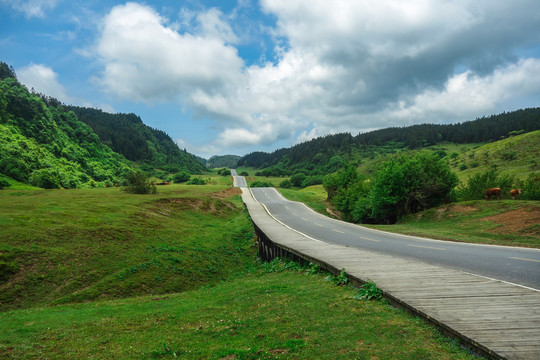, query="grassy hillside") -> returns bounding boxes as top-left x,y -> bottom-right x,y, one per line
451,130 -> 540,182
0,184 -> 478,359
0,185 -> 253,310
